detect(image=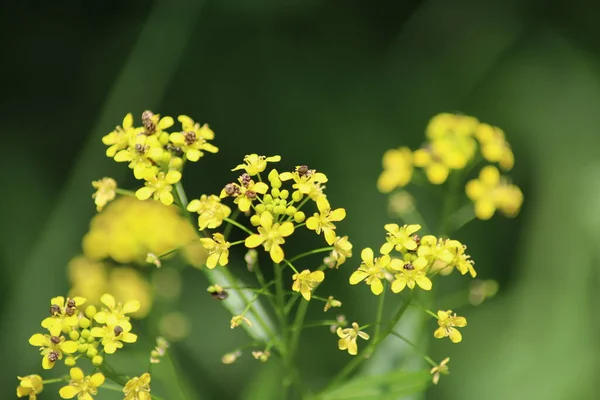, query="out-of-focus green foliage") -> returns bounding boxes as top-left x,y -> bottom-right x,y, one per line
1,0 -> 599,399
